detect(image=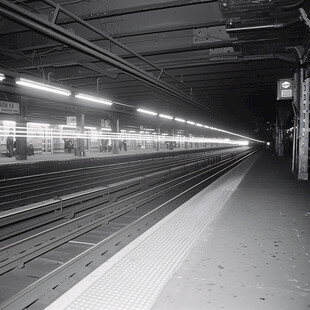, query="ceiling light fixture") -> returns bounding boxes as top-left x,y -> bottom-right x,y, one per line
195,123 -> 203,127
75,93 -> 112,105
175,118 -> 186,123
16,78 -> 71,96
186,121 -> 195,125
0,73 -> 5,81
159,114 -> 173,120
137,108 -> 157,116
